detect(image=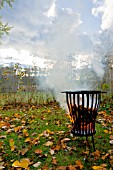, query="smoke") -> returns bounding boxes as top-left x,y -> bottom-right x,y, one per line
36,3 -> 113,105
38,7 -> 100,105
